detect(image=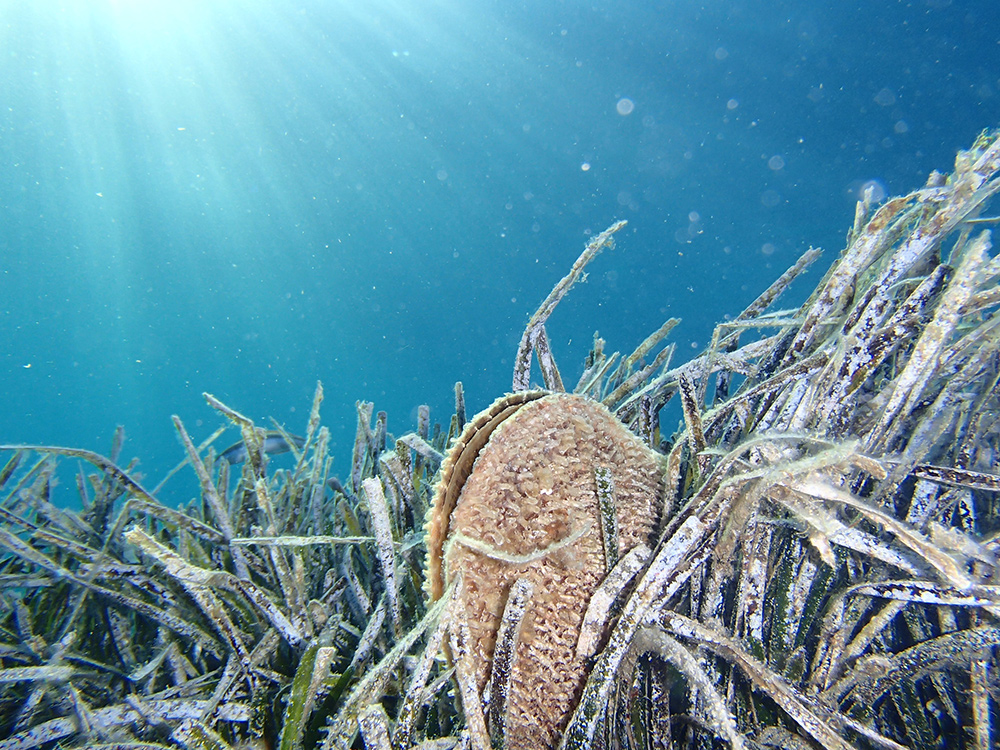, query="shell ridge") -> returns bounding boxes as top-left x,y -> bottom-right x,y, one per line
424,390 -> 548,601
